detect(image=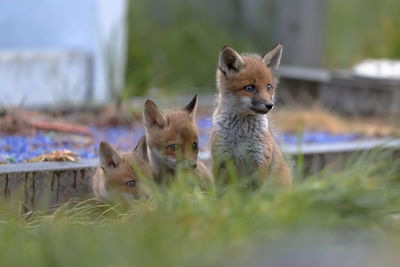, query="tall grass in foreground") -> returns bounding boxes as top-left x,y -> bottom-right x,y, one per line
0,151 -> 400,267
